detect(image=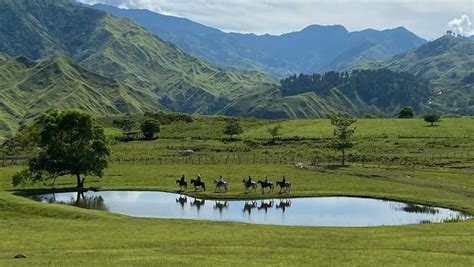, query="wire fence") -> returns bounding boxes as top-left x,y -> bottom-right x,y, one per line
3,152 -> 472,169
